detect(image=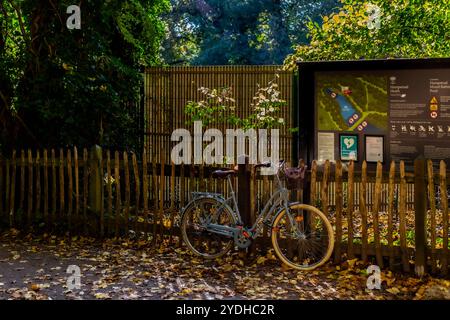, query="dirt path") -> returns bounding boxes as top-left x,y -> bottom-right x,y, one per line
0,232 -> 446,300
